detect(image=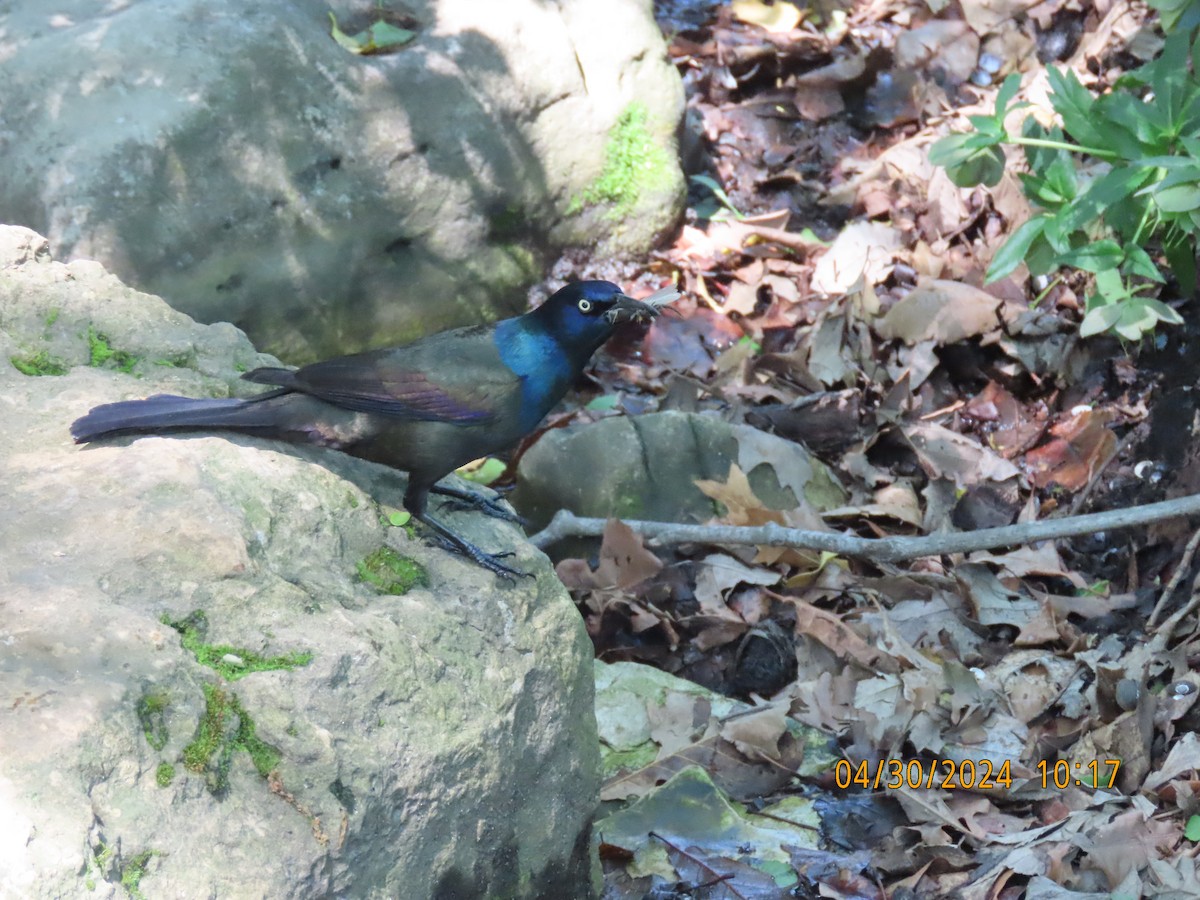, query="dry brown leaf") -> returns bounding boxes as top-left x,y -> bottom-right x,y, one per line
1024,408 -> 1118,491
787,669 -> 858,735
964,381 -> 1049,457
824,482 -> 924,527
731,0 -> 802,32
811,222 -> 901,295
959,0 -> 1041,36
785,596 -> 888,669
956,562 -> 1041,629
734,423 -> 845,512
1144,732 -> 1200,794
968,543 -> 1081,584
695,553 -> 780,622
992,651 -> 1078,723
647,690 -> 712,758
724,280 -> 761,316
719,702 -> 788,760
875,279 -> 1019,345
695,464 -> 777,526
556,518 -> 663,590
895,20 -> 979,82
795,85 -> 846,121
902,420 -> 1023,487
1070,703 -> 1154,794
1076,807 -> 1180,890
